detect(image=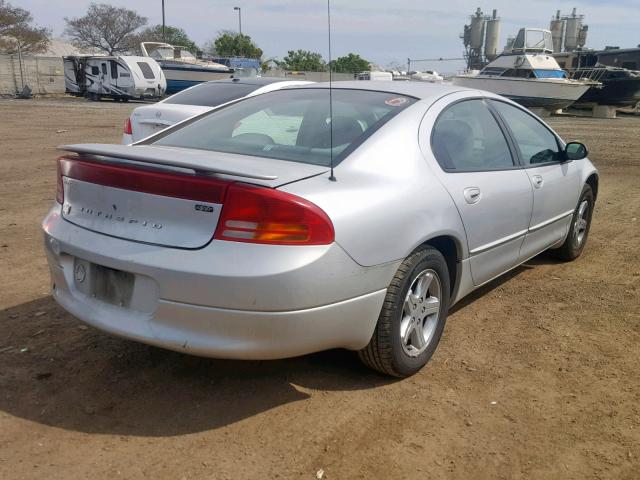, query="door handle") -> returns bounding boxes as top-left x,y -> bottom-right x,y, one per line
463,187 -> 481,204
532,175 -> 544,189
